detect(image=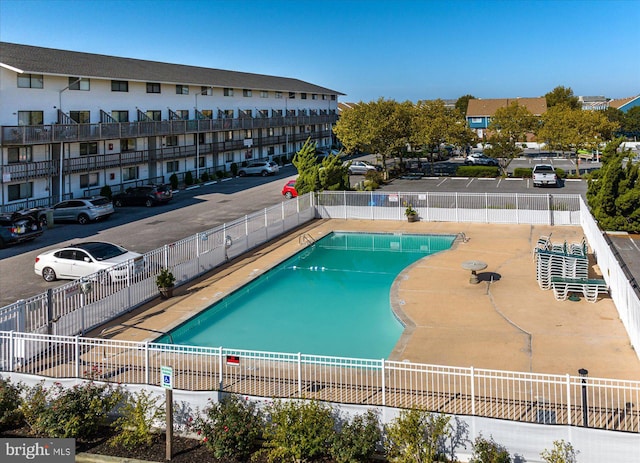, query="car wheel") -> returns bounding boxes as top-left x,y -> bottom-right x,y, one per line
285,192 -> 293,199
261,170 -> 269,177
145,199 -> 153,207
77,214 -> 90,225
39,215 -> 48,227
238,171 -> 246,177
114,199 -> 123,207
42,267 -> 57,282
